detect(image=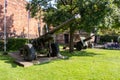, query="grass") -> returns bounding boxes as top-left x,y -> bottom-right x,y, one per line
0,49 -> 120,80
